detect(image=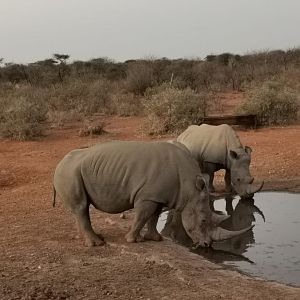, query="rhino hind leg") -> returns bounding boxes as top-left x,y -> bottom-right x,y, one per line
73,202 -> 105,247
125,201 -> 159,243
144,206 -> 163,241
